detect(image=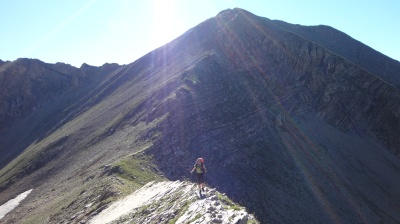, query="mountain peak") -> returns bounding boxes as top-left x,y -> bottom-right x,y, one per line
215,8 -> 248,22
216,8 -> 235,17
